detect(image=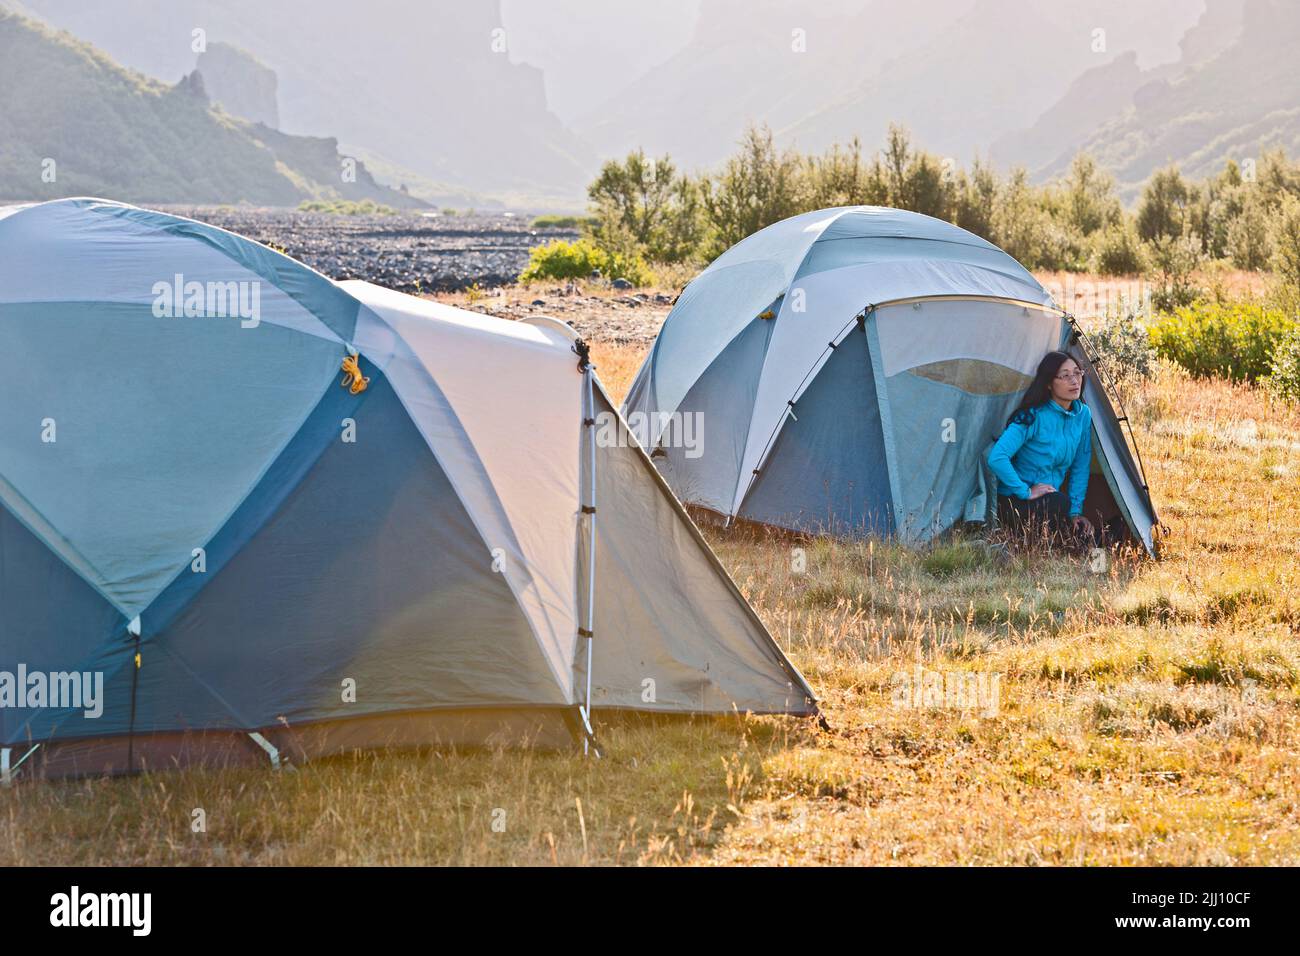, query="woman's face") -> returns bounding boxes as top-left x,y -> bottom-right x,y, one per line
1050,358 -> 1084,404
